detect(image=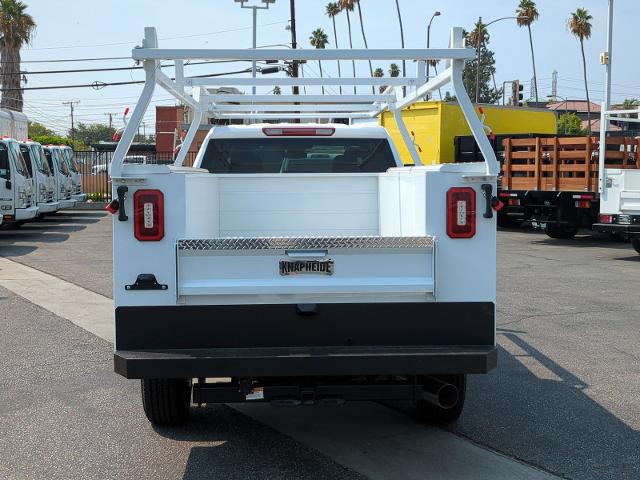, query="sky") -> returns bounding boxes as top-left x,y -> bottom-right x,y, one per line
19,0 -> 639,136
